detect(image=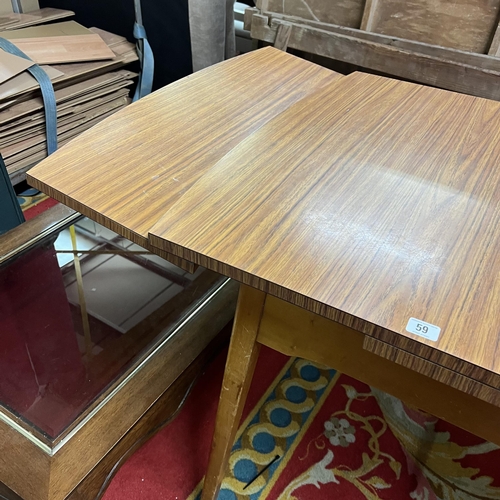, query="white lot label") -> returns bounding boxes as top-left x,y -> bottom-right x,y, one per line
405,317 -> 441,341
